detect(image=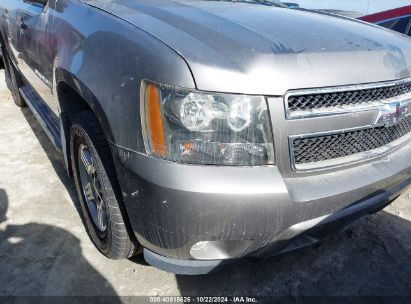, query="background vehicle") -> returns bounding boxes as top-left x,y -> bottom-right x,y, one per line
1,0 -> 411,275
288,0 -> 410,18
360,6 -> 411,37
